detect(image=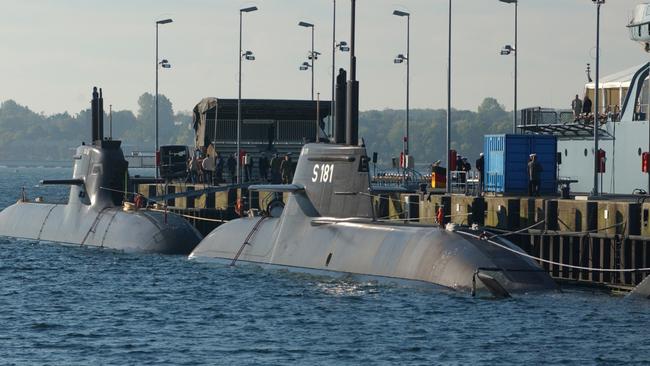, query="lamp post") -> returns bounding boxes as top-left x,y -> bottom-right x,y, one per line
237,6 -> 258,185
299,21 -> 317,100
393,10 -> 410,158
499,0 -> 517,133
155,18 -> 172,178
331,0 -> 336,137
330,0 -> 350,138
592,0 -> 604,197
446,0 -> 452,194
